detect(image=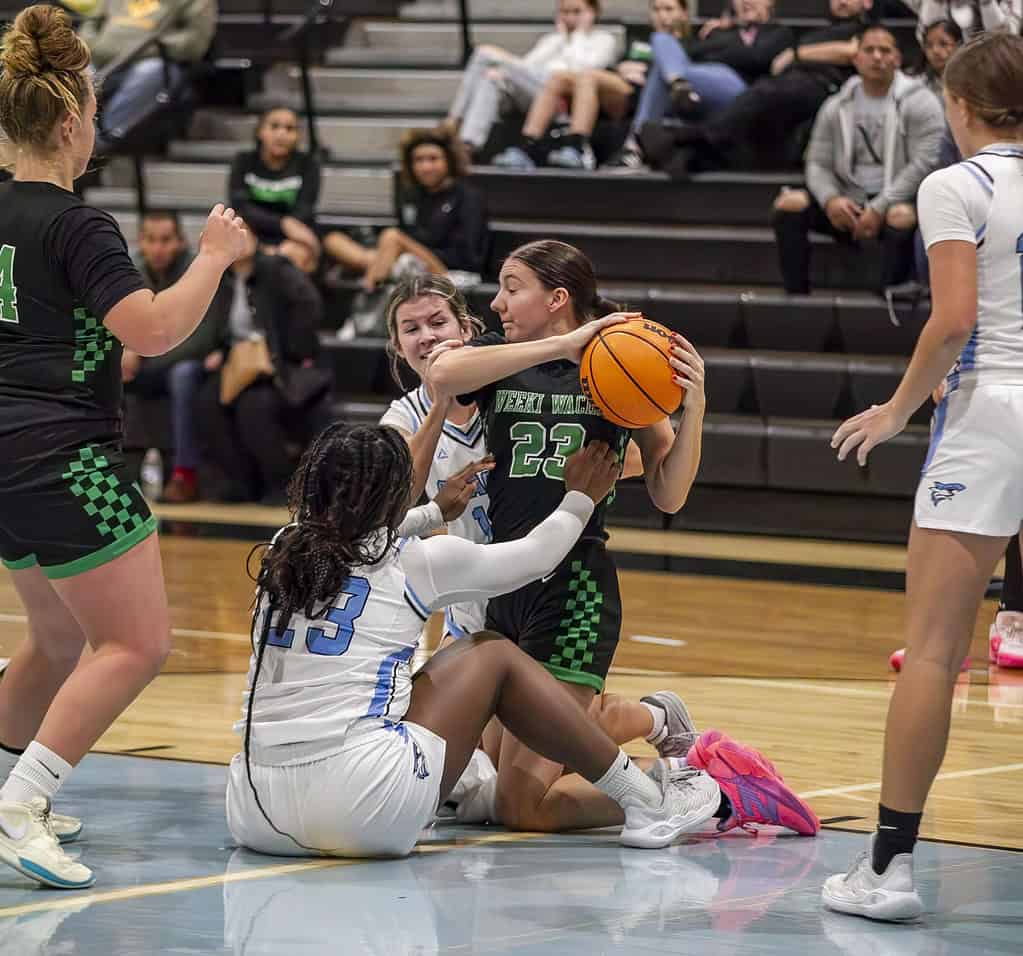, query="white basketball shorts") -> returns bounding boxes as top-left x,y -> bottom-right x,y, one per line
914,383 -> 1023,537
226,717 -> 446,858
